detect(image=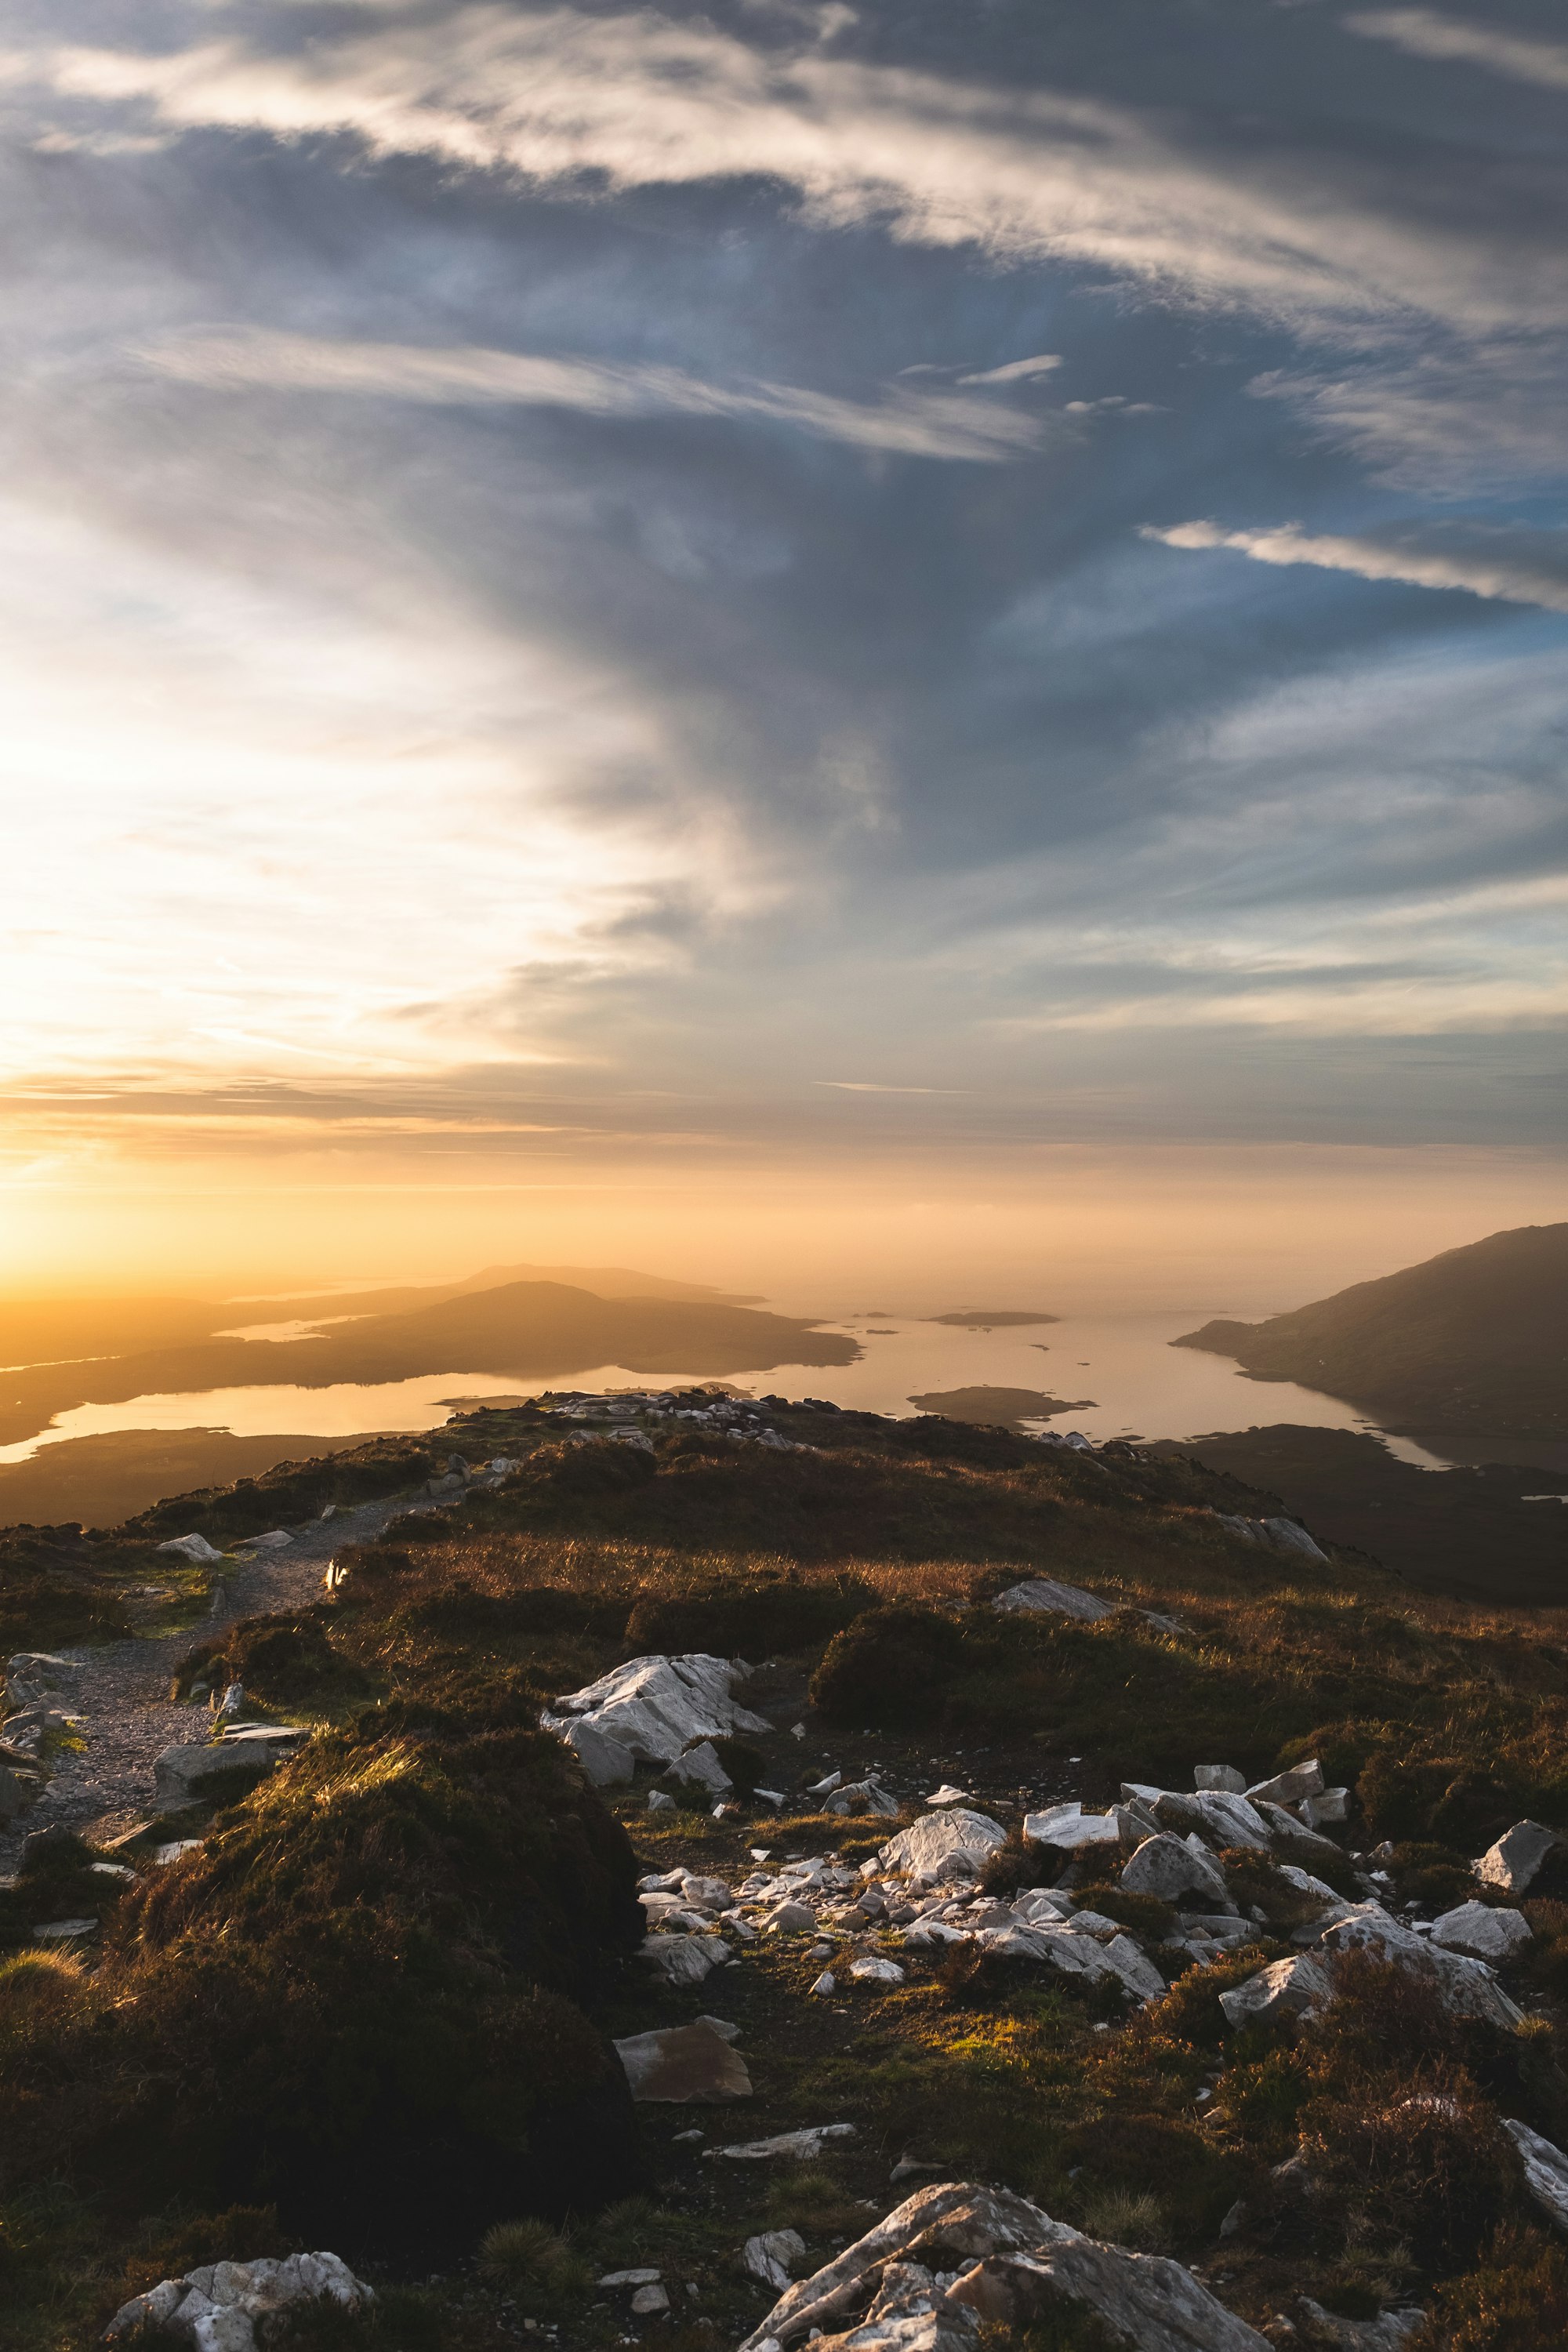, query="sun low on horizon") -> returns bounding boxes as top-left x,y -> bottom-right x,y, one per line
1,0 -> 1564,1305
